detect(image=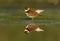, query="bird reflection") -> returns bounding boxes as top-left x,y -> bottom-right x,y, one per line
24,23 -> 44,34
